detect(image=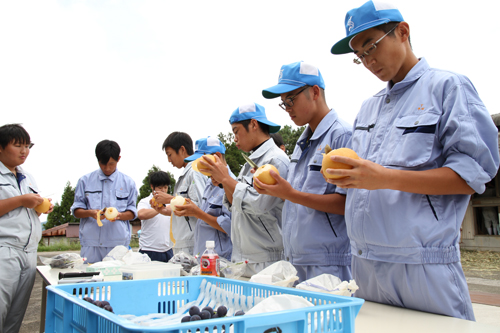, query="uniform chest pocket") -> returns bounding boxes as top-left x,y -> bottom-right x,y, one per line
115,190 -> 129,210
352,122 -> 376,159
241,175 -> 254,188
85,190 -> 102,210
0,183 -> 17,201
177,185 -> 189,197
302,153 -> 328,194
385,112 -> 440,168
